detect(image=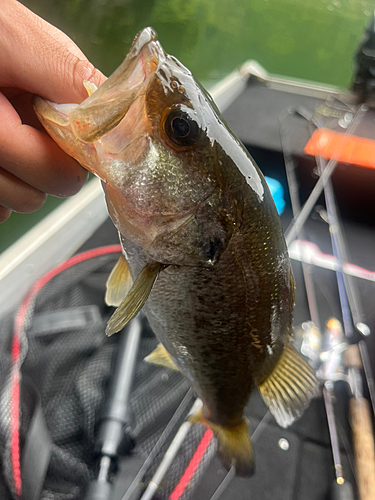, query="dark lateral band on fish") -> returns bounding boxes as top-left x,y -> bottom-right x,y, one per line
33,27 -> 318,477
